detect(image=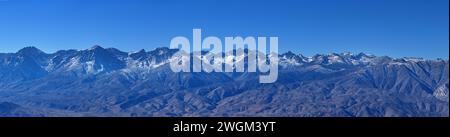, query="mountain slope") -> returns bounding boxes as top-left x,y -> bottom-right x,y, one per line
0,46 -> 448,117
